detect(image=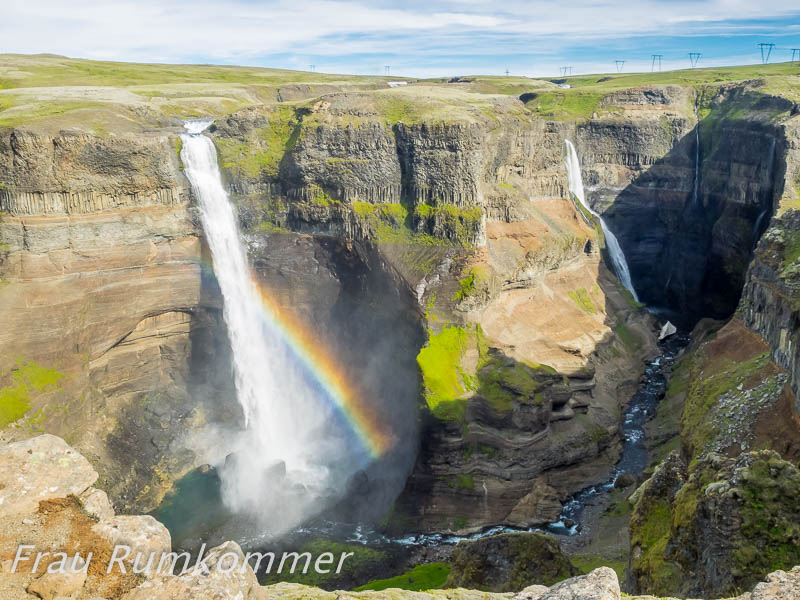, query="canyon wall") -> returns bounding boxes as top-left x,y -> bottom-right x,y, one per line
0,128 -> 235,513
624,101 -> 800,597
2,77 -> 797,543
208,97 -> 678,533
